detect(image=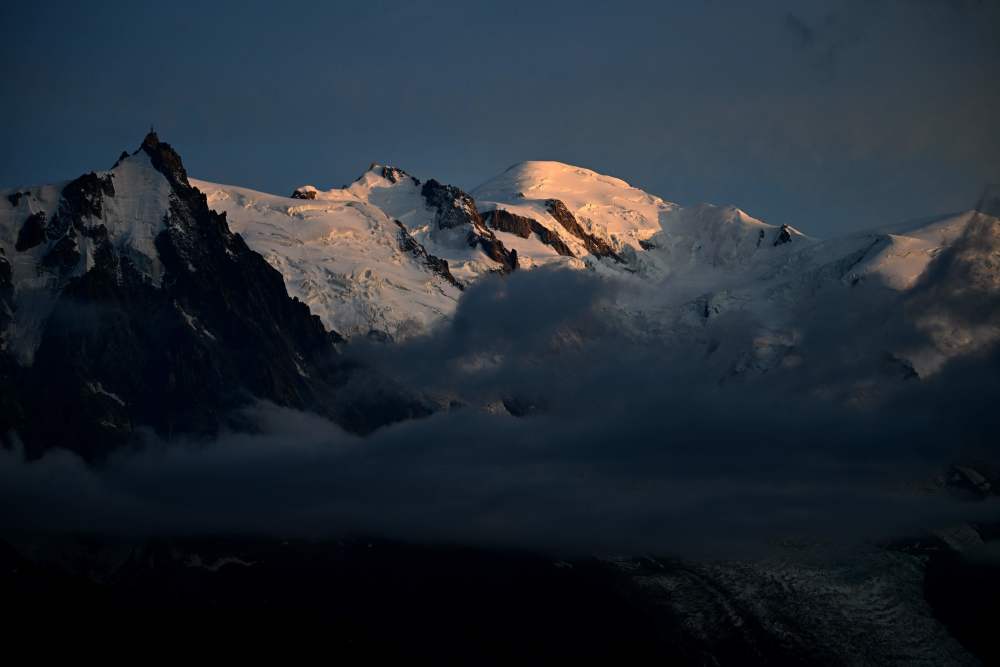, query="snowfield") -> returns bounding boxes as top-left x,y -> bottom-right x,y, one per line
192,161 -> 999,381
193,179 -> 462,339
4,156 -> 998,377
